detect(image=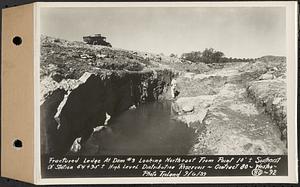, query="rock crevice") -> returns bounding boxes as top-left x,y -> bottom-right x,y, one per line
41,69 -> 173,154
